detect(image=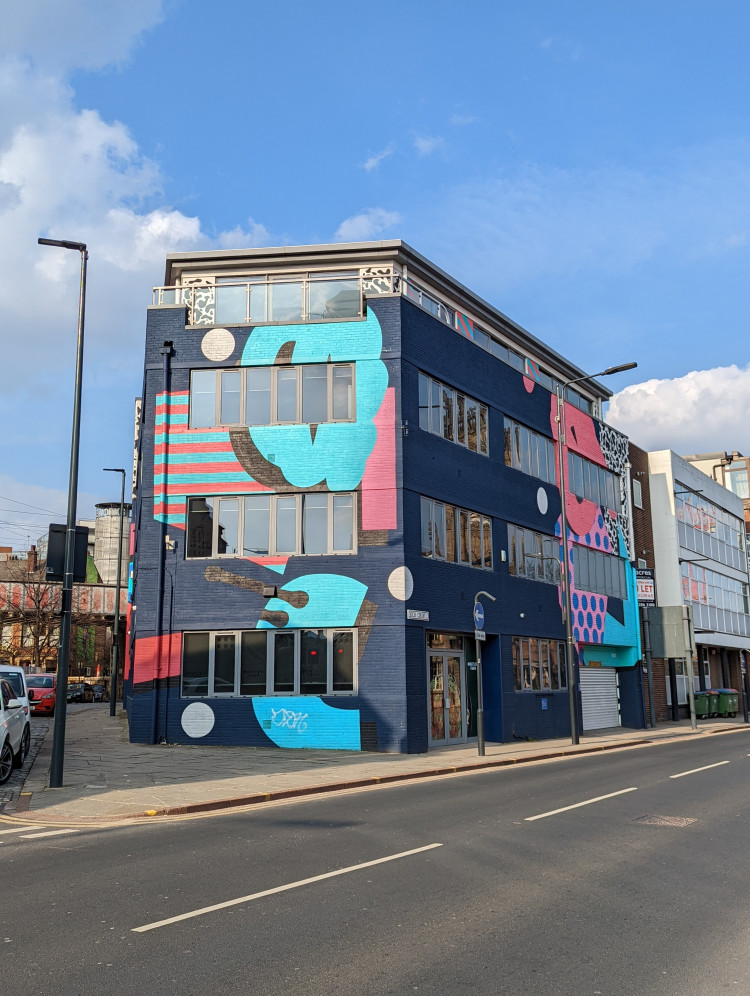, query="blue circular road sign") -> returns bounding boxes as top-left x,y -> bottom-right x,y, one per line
473,602 -> 485,629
